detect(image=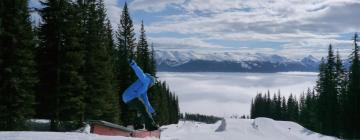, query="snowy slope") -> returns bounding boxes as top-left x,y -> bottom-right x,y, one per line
0,131 -> 156,140
161,117 -> 339,140
0,118 -> 339,140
